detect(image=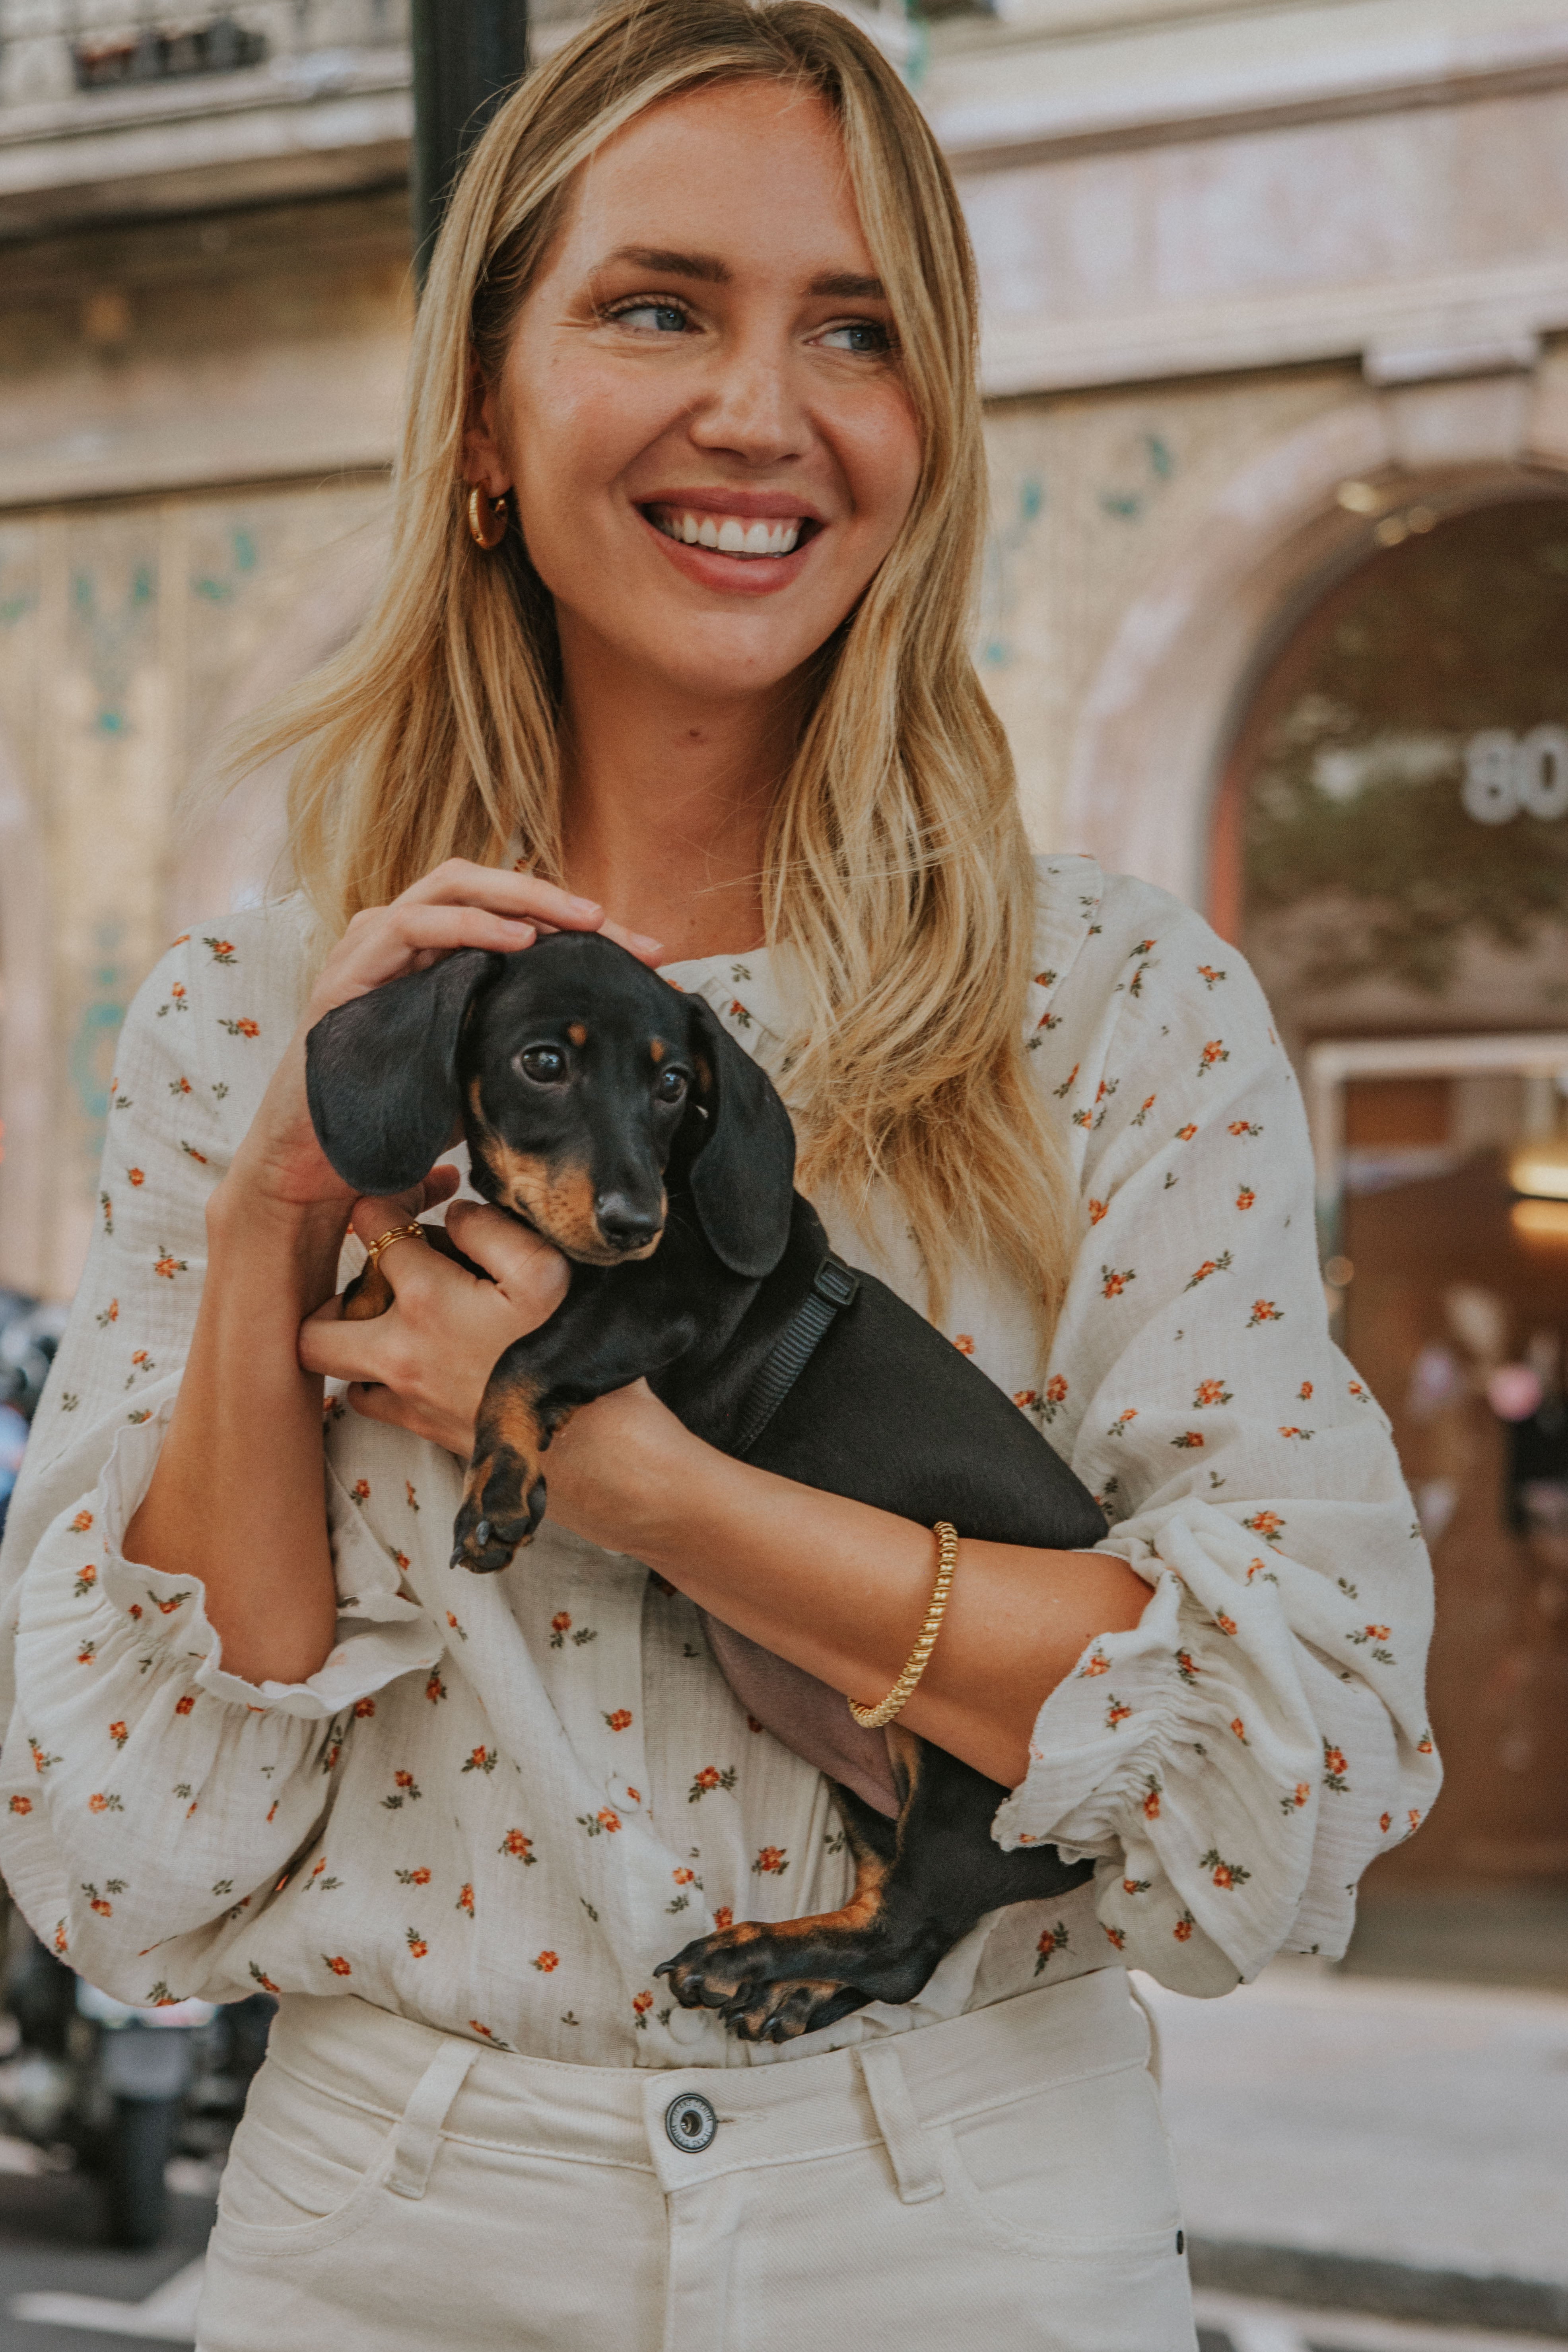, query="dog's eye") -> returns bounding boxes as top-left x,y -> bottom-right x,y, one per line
655,1067 -> 689,1105
518,1046 -> 567,1085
